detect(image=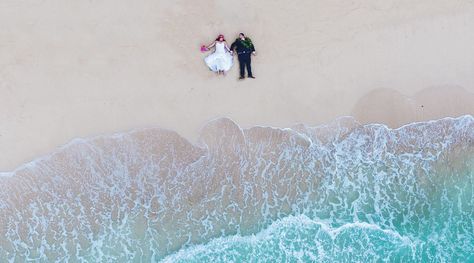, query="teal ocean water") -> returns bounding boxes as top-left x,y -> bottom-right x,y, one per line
0,116 -> 473,262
